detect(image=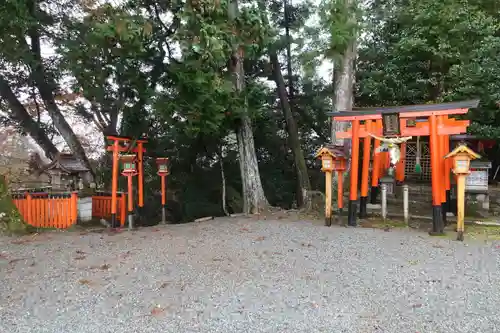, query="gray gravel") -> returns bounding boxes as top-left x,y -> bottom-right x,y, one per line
1,217 -> 500,333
